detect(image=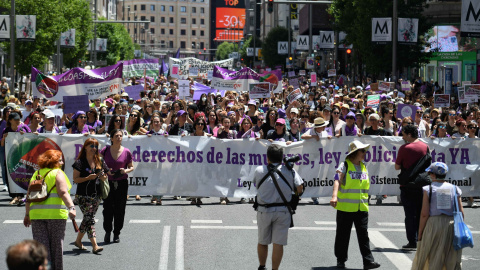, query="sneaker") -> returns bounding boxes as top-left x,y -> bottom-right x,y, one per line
375,199 -> 382,205
196,198 -> 203,205
220,199 -> 227,205
240,198 -> 247,204
467,200 -> 473,207
191,200 -> 197,205
2,186 -> 8,192
258,266 -> 267,270
249,198 -> 255,204
174,196 -> 181,200
364,262 -> 380,269
312,198 -> 319,205
472,202 -> 478,208
402,242 -> 417,250
156,200 -> 162,205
